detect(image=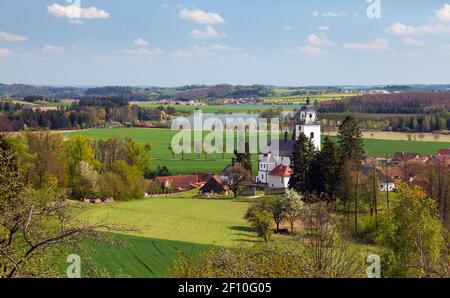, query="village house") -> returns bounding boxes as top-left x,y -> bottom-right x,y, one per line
437,148 -> 450,157
200,175 -> 230,195
362,165 -> 398,192
392,152 -> 423,164
156,175 -> 200,192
